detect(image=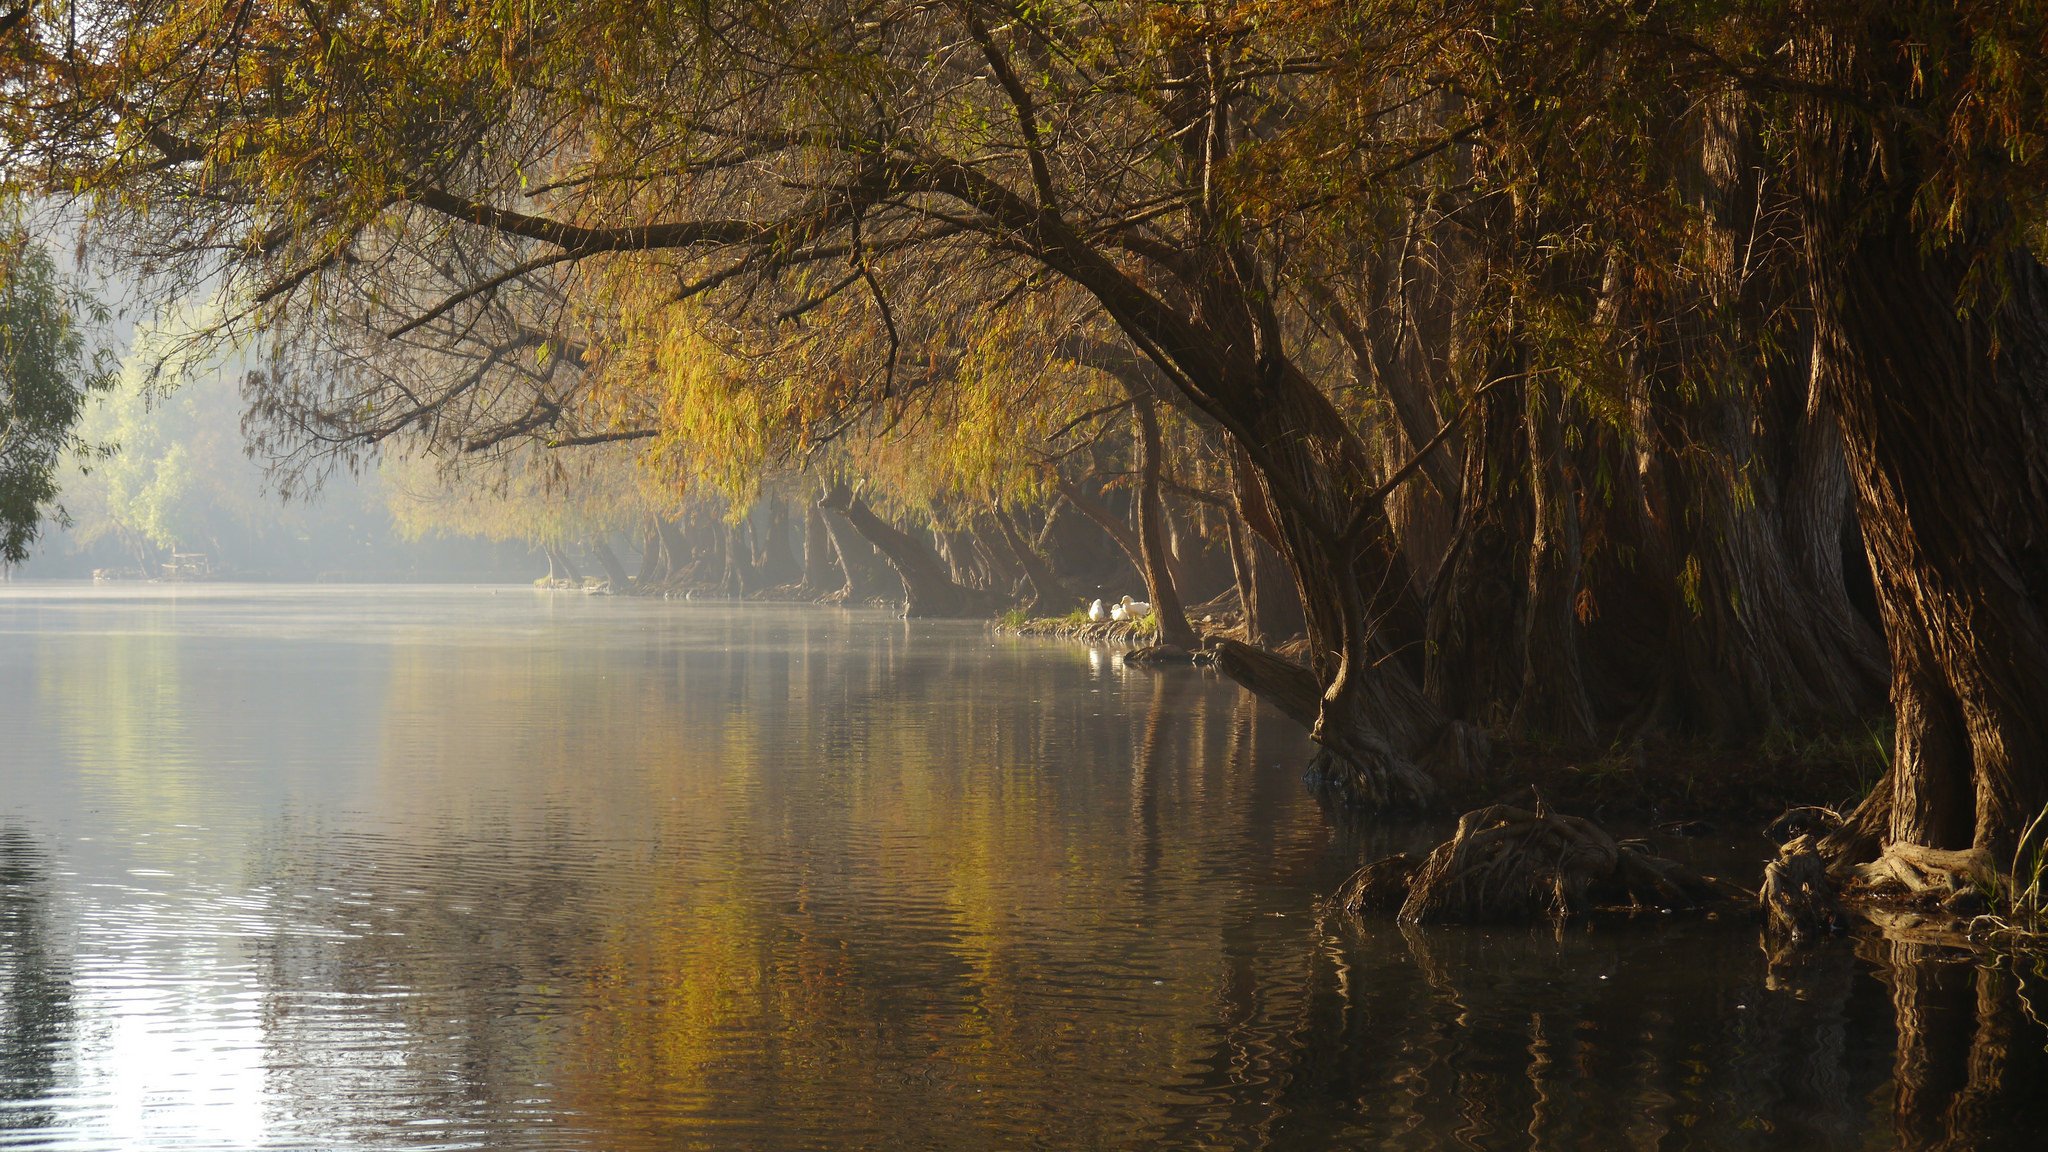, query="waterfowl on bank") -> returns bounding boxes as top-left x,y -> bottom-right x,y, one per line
1088,598 -> 1107,622
1115,595 -> 1152,621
